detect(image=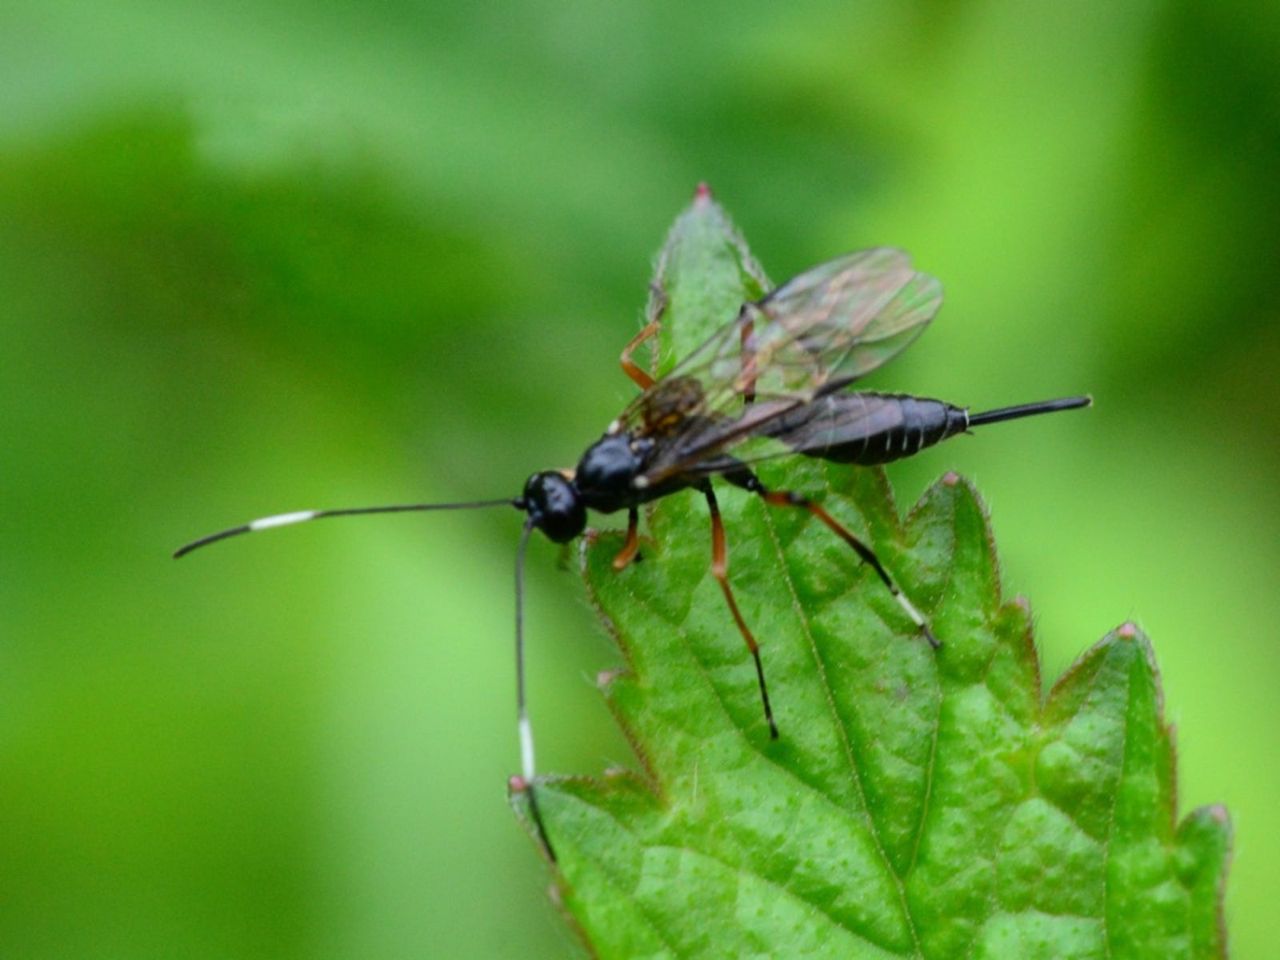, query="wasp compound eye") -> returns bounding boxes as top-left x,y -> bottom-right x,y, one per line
522,472 -> 586,543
